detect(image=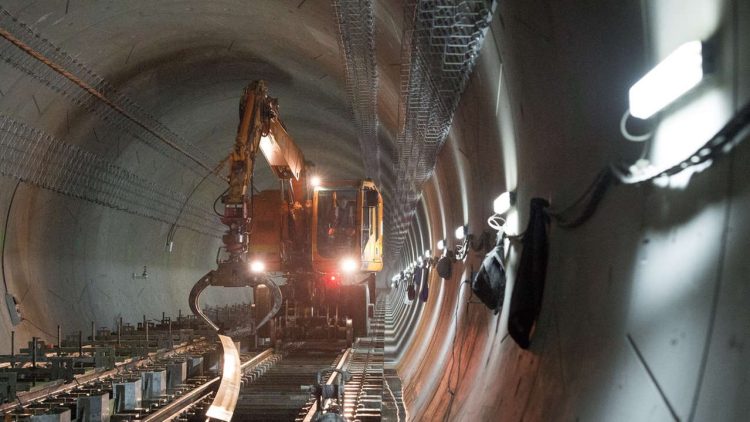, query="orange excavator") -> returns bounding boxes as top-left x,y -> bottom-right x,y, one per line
189,80 -> 383,343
